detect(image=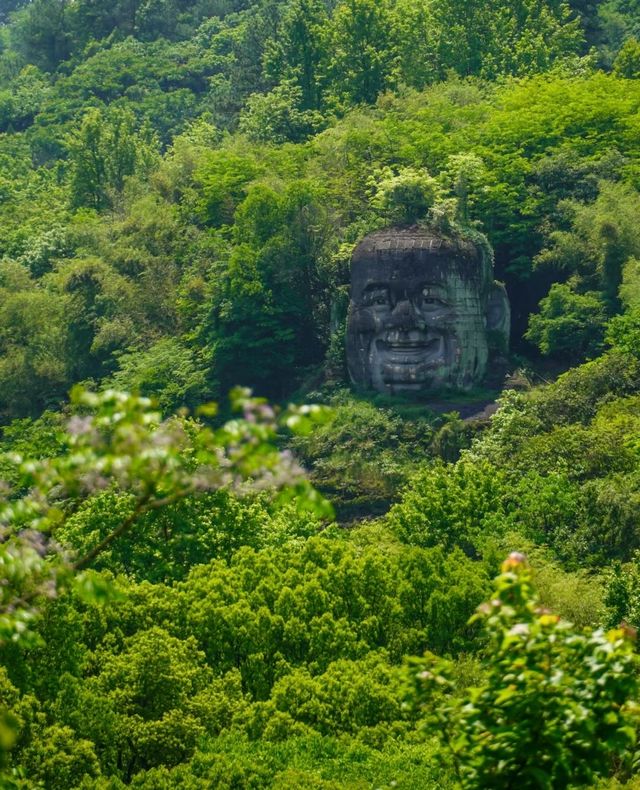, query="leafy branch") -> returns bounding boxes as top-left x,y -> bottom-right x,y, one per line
0,387 -> 333,643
